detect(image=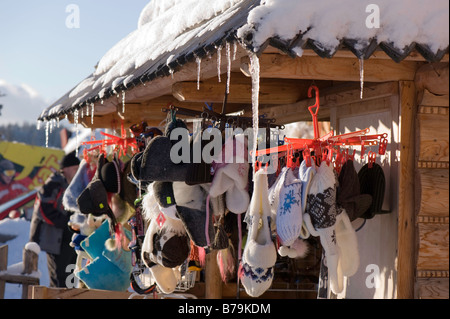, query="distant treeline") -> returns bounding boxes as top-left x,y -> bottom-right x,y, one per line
0,122 -> 63,148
